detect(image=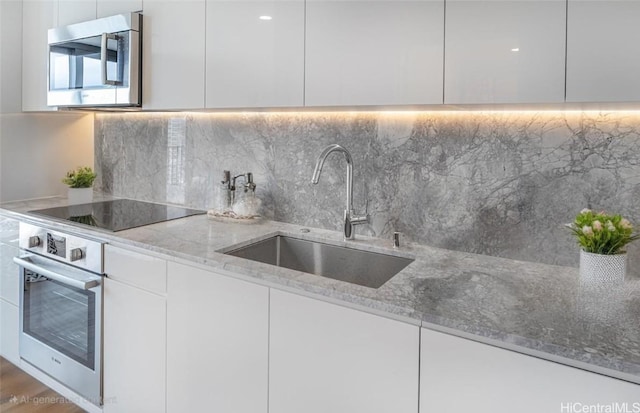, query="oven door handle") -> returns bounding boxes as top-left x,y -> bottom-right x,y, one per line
13,256 -> 100,290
